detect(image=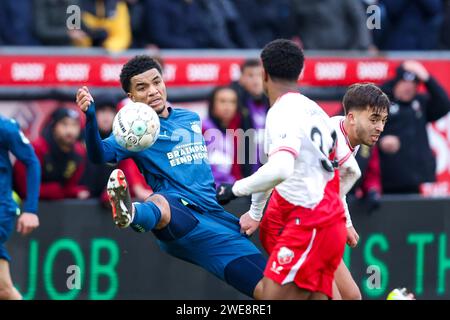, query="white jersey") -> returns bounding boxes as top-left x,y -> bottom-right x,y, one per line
330,116 -> 360,165
330,116 -> 362,228
264,92 -> 337,208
